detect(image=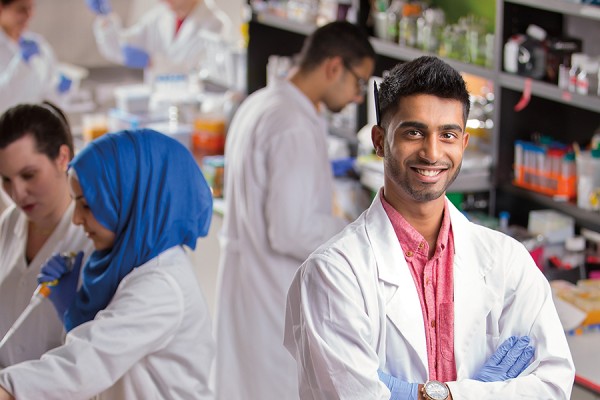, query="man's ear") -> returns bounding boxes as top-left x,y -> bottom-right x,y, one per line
324,56 -> 344,81
372,125 -> 385,157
